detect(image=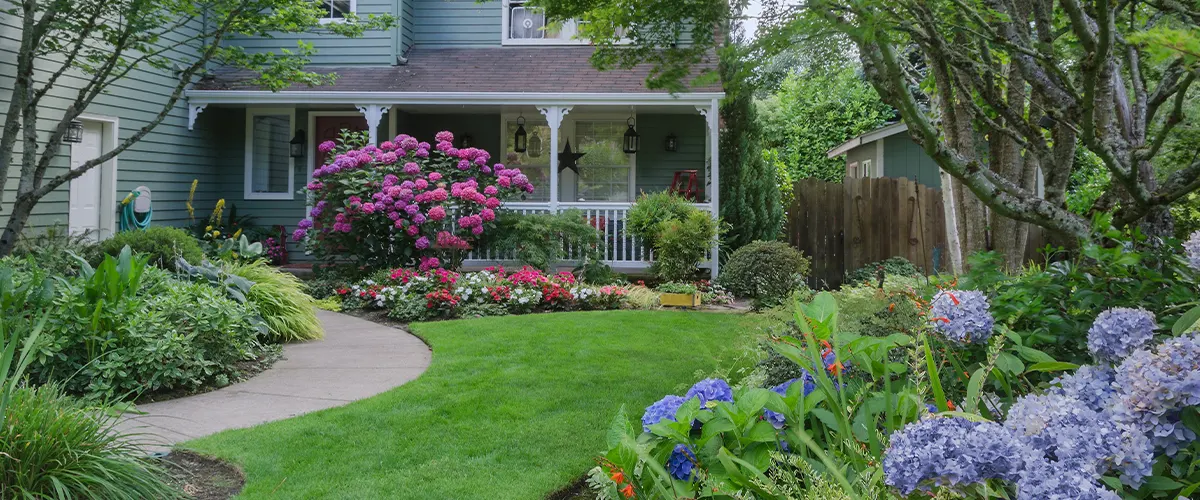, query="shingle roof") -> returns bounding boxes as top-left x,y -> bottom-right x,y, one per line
194,46 -> 722,94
